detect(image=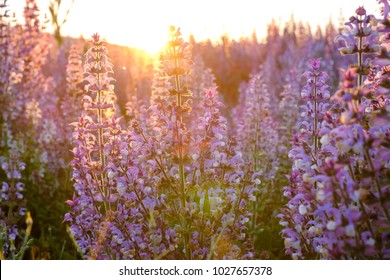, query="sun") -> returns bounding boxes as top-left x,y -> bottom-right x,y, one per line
107,26 -> 170,56
50,0 -> 181,56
